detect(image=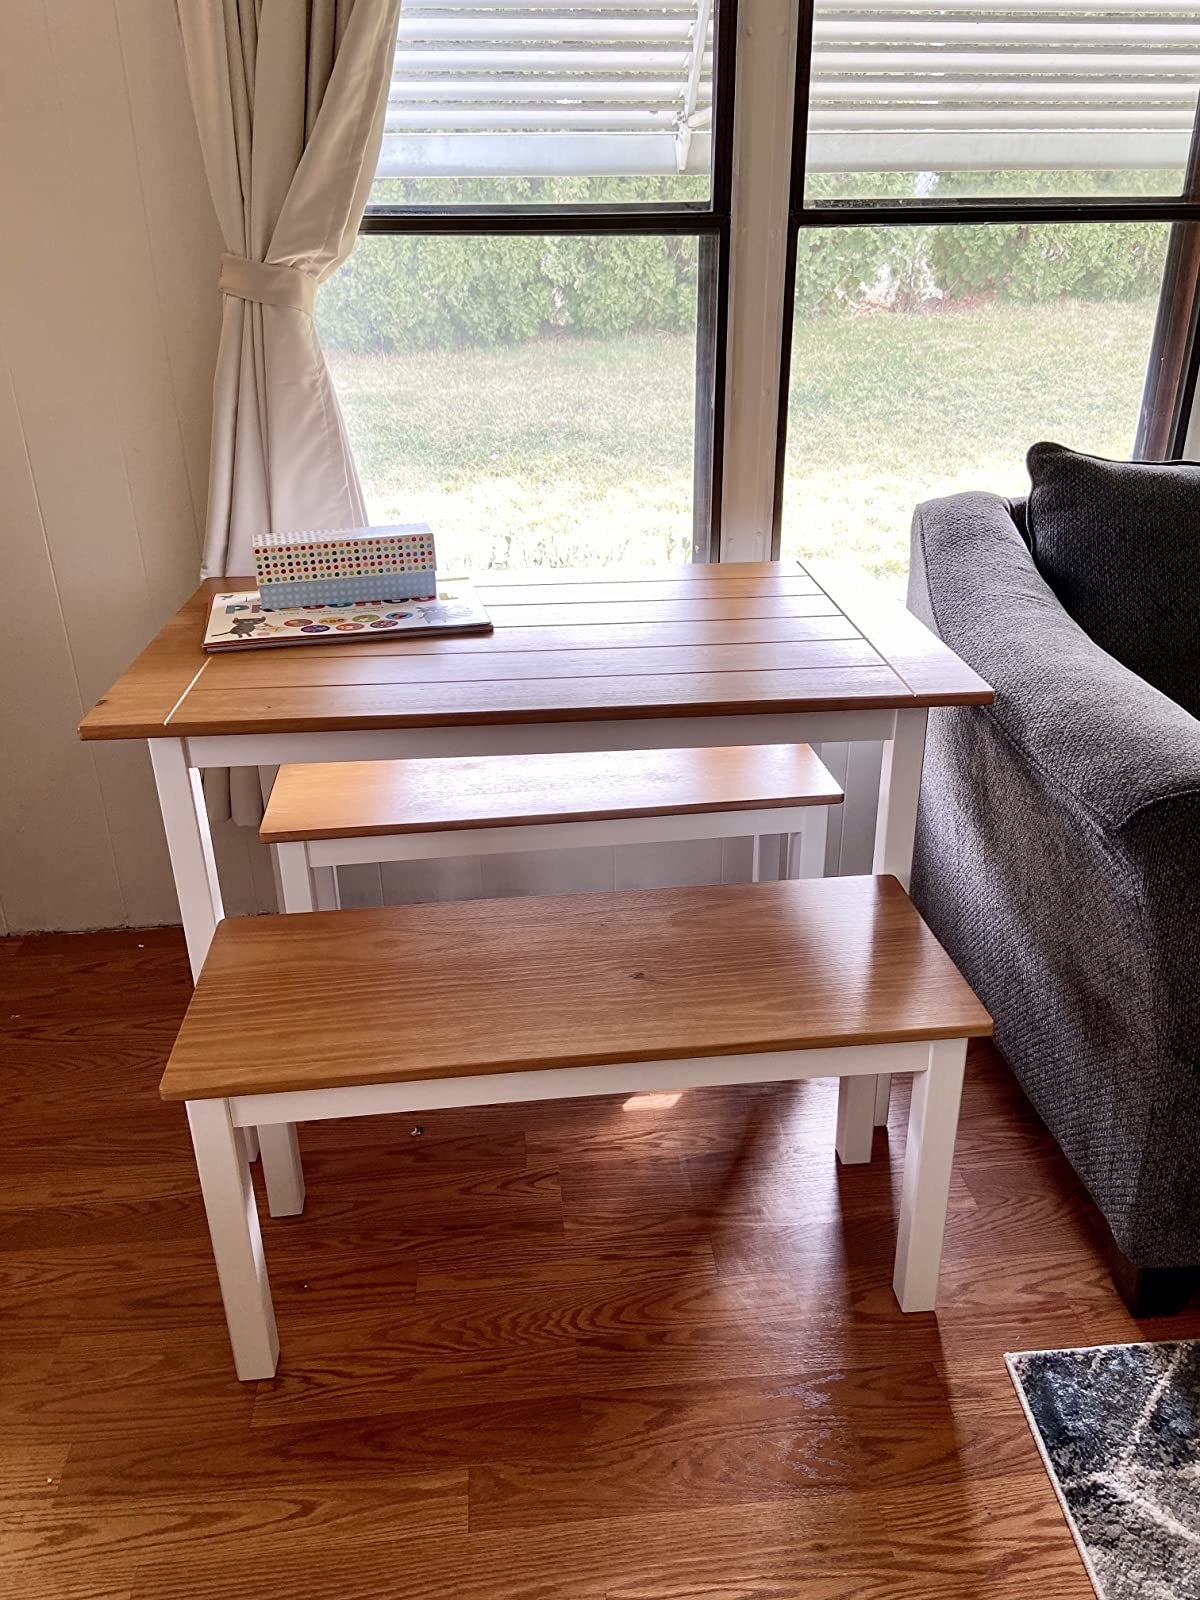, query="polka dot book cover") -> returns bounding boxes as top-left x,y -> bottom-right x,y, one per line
251,523 -> 438,610
201,580 -> 492,652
